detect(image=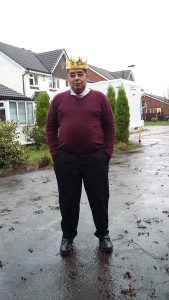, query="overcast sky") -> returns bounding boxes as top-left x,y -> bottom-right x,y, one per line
1,0 -> 169,96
